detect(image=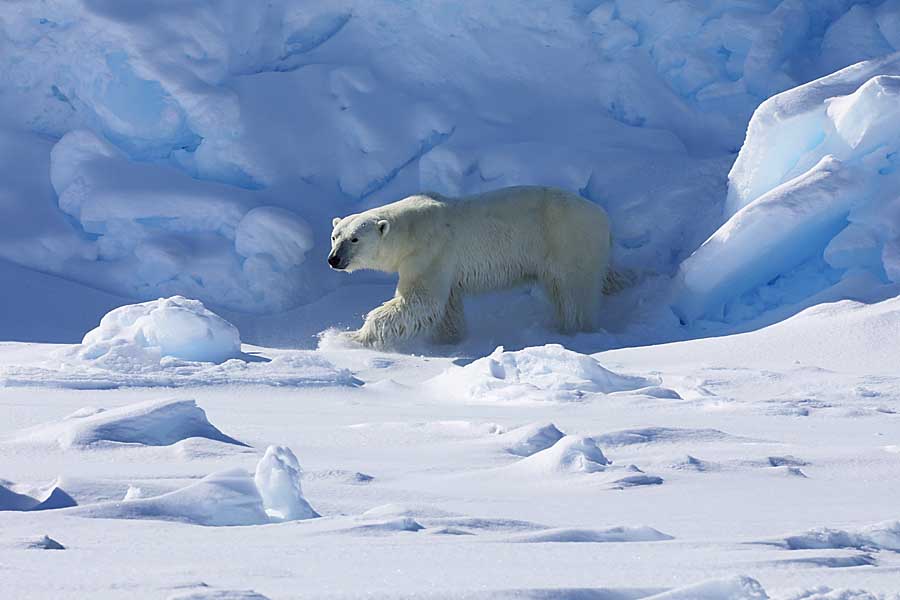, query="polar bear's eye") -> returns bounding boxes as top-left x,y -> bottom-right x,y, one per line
351,237 -> 359,243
